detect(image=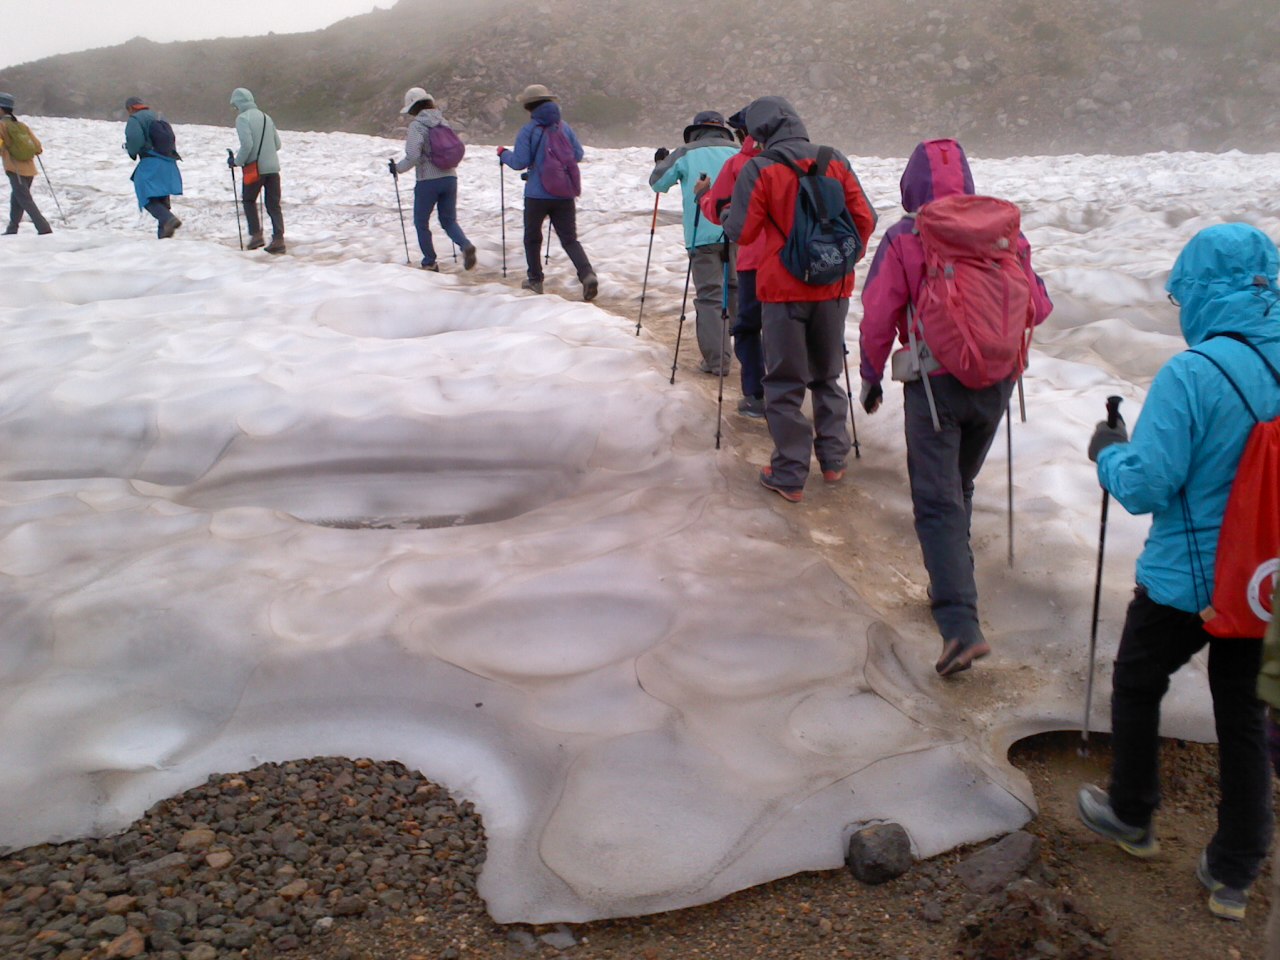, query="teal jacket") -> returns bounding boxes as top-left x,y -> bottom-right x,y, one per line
230,88 -> 282,176
1098,223 -> 1280,613
649,129 -> 737,250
